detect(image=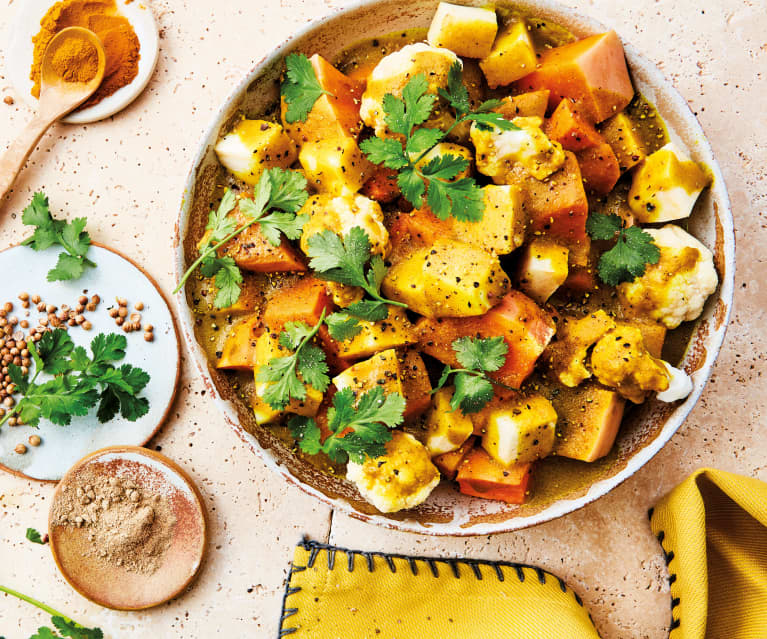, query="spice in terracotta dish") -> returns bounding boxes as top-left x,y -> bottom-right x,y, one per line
30,0 -> 140,109
51,469 -> 176,574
